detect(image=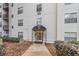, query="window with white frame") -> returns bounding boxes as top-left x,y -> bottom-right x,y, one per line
18,19 -> 23,26
37,4 -> 42,15
0,5 -> 1,8
0,22 -> 2,27
64,32 -> 77,42
11,3 -> 13,7
0,12 -> 2,18
18,32 -> 23,38
64,3 -> 72,5
11,14 -> 14,18
65,12 -> 77,23
18,7 -> 23,14
37,17 -> 42,25
0,32 -> 2,37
